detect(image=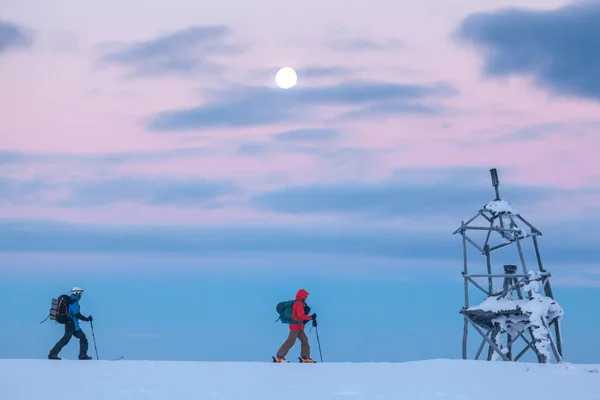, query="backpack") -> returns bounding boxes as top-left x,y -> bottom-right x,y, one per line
275,300 -> 302,324
50,295 -> 73,324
